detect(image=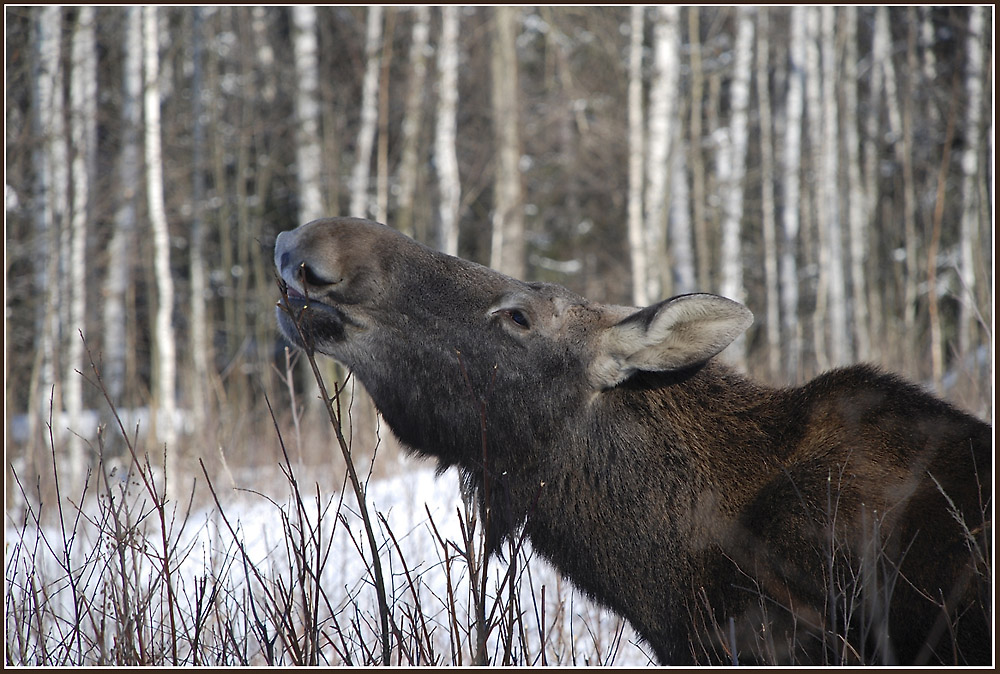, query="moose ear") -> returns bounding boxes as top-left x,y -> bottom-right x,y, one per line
591,294 -> 753,389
